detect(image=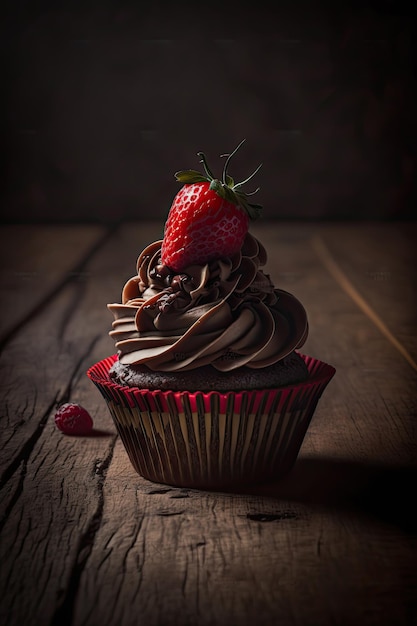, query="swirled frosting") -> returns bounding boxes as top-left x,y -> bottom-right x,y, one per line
108,233 -> 308,372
